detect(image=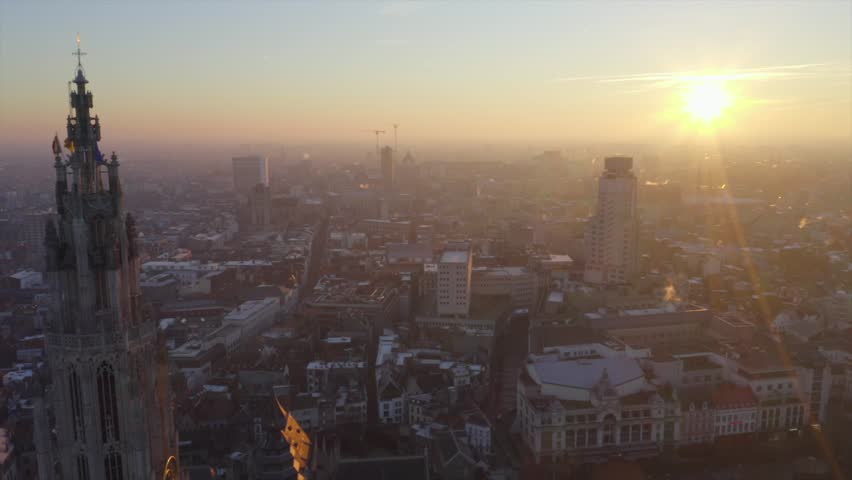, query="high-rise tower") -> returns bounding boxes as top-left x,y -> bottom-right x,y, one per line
380,145 -> 394,191
232,155 -> 269,197
36,43 -> 179,480
583,156 -> 639,286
